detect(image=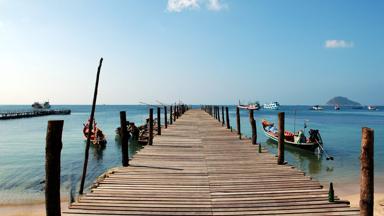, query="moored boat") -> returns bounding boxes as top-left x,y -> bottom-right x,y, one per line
368,105 -> 377,111
334,105 -> 340,110
238,101 -> 261,110
83,119 -> 107,145
261,119 -> 323,151
263,102 -> 280,110
311,105 -> 324,111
